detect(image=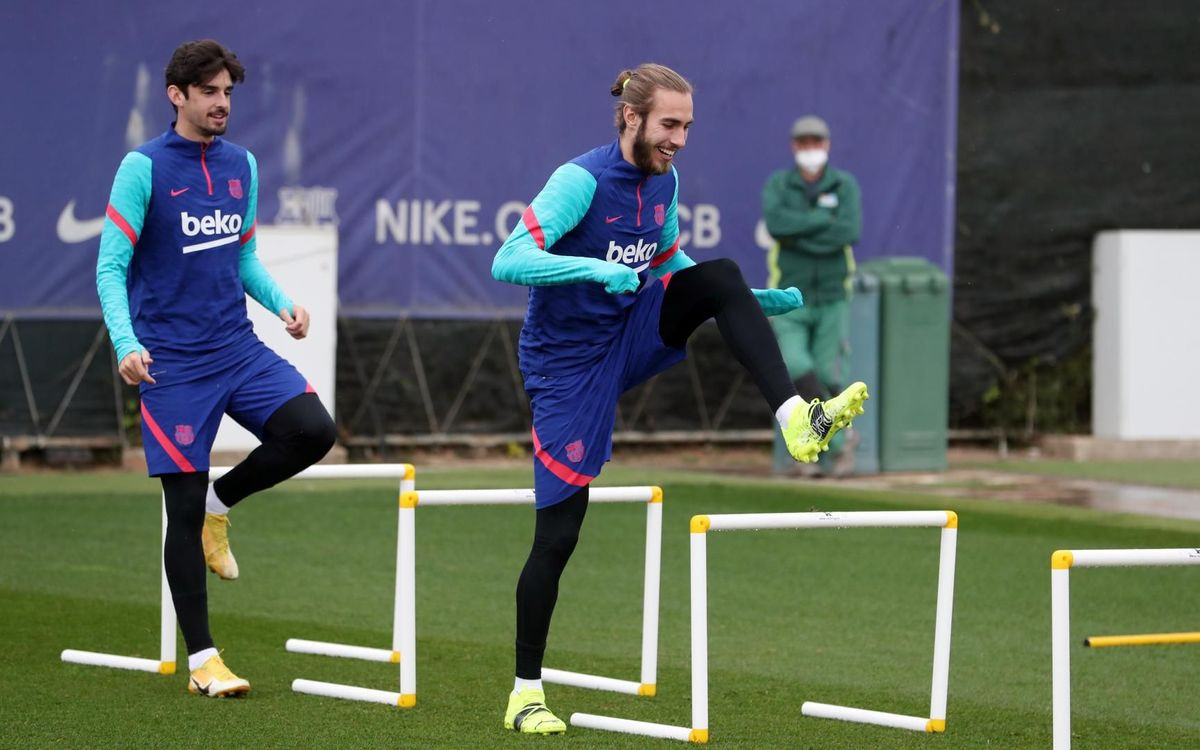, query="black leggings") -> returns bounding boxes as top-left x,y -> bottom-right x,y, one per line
659,259 -> 796,411
514,259 -> 800,677
160,392 -> 335,655
514,486 -> 588,679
